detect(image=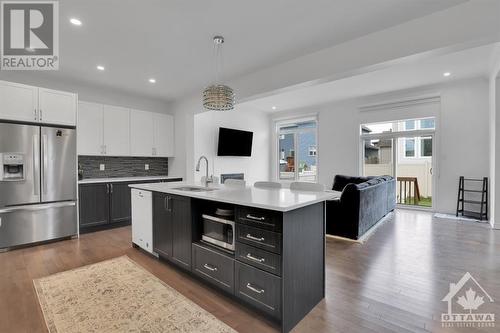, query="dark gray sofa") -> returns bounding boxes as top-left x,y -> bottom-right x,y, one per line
326,175 -> 396,240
